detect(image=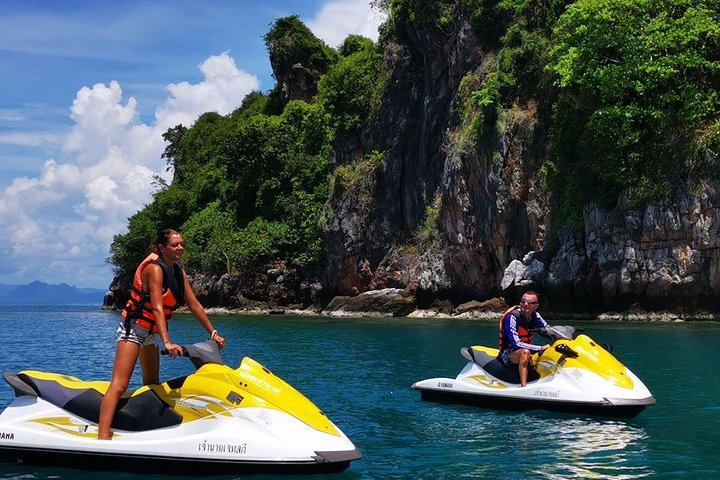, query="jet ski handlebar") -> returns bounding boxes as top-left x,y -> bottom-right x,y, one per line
160,340 -> 224,369
553,343 -> 579,358
160,346 -> 190,357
